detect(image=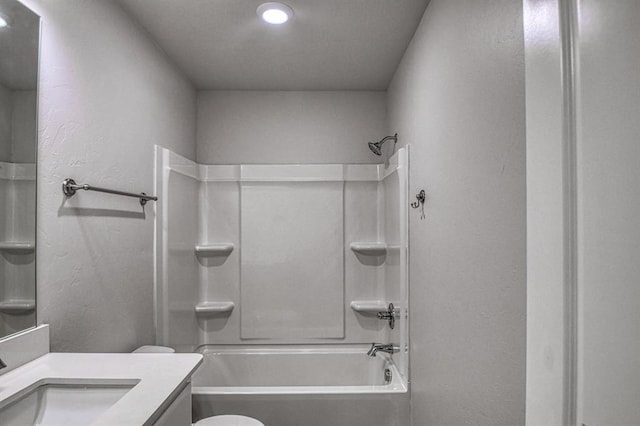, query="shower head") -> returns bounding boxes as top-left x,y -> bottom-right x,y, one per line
368,134 -> 398,156
368,142 -> 383,156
